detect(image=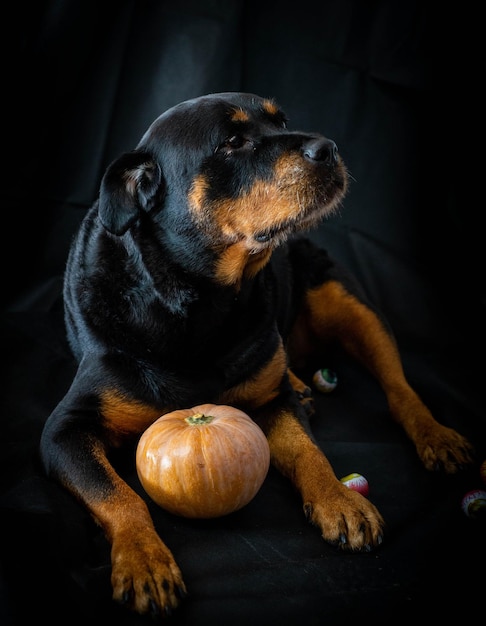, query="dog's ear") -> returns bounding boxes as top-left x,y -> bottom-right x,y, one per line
98,150 -> 163,235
